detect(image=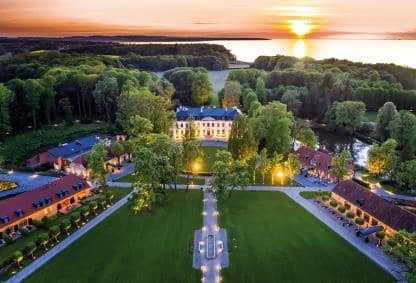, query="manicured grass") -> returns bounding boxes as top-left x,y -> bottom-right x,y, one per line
26,191 -> 202,283
117,173 -> 205,185
0,187 -> 130,278
299,190 -> 331,199
220,191 -> 394,283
